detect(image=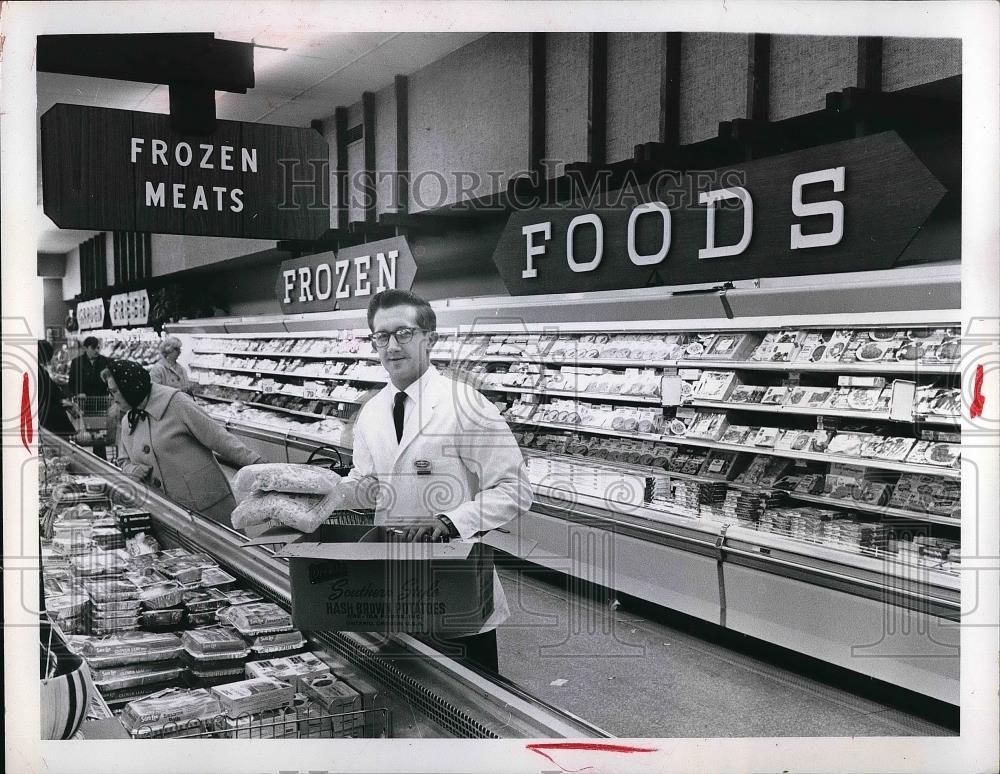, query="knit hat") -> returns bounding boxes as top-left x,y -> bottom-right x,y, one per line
106,360 -> 152,409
